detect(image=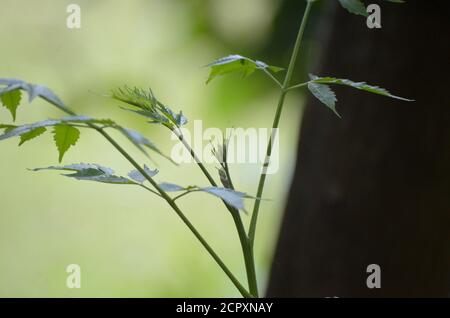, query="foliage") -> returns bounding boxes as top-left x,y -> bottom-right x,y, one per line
0,0 -> 409,298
